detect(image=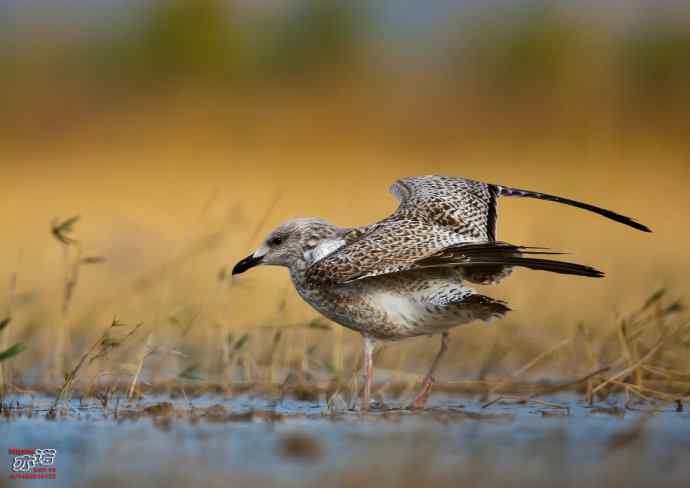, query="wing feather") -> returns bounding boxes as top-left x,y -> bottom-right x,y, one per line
305,220 -> 460,286
390,175 -> 650,237
417,242 -> 603,278
303,175 -> 645,287
305,221 -> 603,287
390,176 -> 498,241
